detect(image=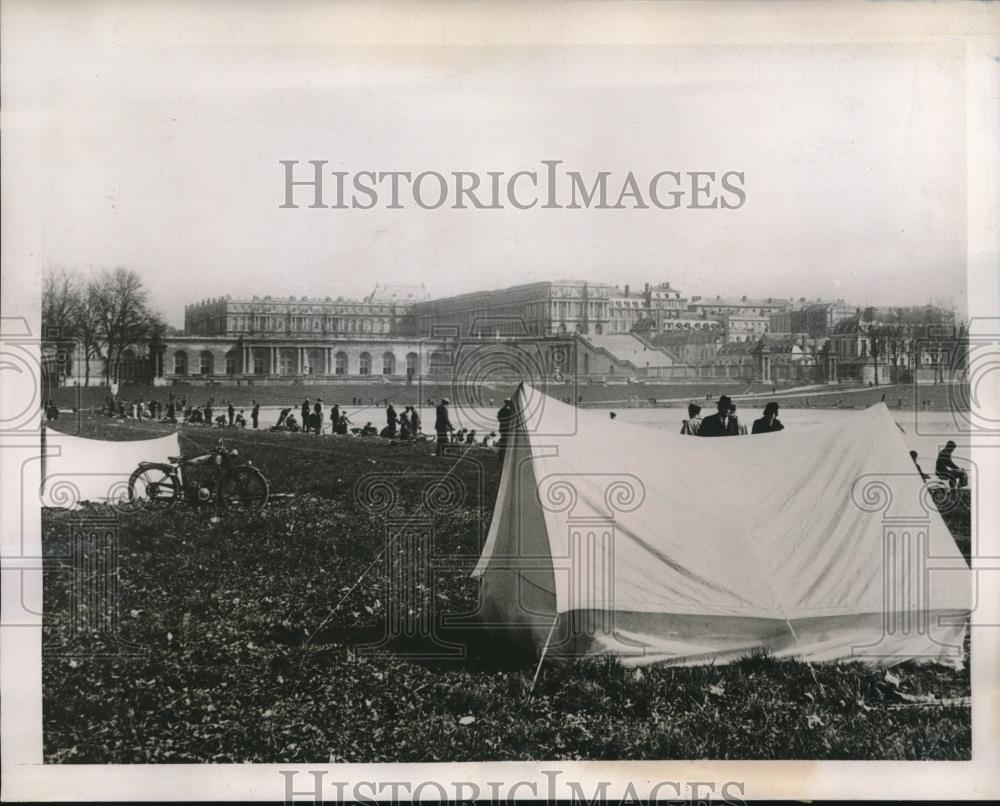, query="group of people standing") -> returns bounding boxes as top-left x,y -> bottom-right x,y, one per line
273,399 -> 348,435
380,403 -> 422,440
432,397 -> 513,460
680,395 -> 785,437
